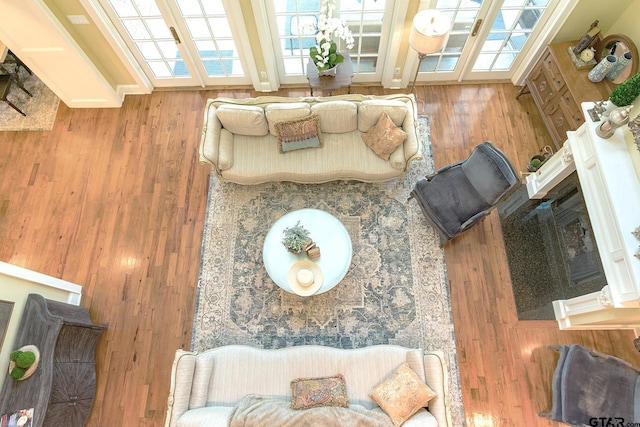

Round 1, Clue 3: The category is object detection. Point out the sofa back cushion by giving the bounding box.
[216,104,269,136]
[200,345,425,410]
[311,101,358,133]
[265,103,312,136]
[358,100,408,132]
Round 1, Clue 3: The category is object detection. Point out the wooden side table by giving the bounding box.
[306,54,353,96]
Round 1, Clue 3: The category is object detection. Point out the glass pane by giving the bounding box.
[136,41,161,59]
[203,59,228,76]
[419,56,438,72]
[283,57,303,75]
[217,40,236,54]
[157,41,179,59]
[494,52,516,69]
[209,18,232,37]
[518,9,542,29]
[362,0,385,11]
[171,61,190,76]
[148,61,171,77]
[501,10,520,30]
[133,0,161,17]
[438,56,458,71]
[360,36,380,54]
[436,0,467,7]
[485,32,507,45]
[482,38,504,51]
[445,33,469,53]
[473,53,495,70]
[176,0,201,16]
[507,32,529,50]
[123,19,150,40]
[186,18,210,38]
[109,0,137,17]
[195,40,216,54]
[146,18,172,38]
[202,0,225,15]
[358,58,376,72]
[230,60,244,76]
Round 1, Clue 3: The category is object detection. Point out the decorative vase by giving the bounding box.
[606,52,633,81]
[588,55,616,83]
[318,65,338,76]
[596,105,633,139]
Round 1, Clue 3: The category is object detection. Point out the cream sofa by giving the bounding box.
[164,345,452,427]
[199,94,421,184]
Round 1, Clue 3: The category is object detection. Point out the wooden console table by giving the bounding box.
[0,294,106,426]
[517,41,612,149]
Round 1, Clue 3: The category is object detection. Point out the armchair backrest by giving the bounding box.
[461,142,520,205]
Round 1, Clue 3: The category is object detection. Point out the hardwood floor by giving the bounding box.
[0,83,638,427]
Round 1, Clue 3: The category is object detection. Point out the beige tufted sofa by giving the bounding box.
[165,345,451,427]
[198,94,421,184]
[164,345,452,427]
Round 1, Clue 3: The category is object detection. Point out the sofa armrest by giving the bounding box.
[400,96,422,169]
[165,350,198,427]
[423,351,453,427]
[199,100,224,180]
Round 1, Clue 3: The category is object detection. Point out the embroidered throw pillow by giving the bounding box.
[274,114,323,153]
[361,113,407,160]
[290,374,349,410]
[369,363,437,426]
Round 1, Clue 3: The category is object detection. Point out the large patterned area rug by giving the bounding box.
[0,67,60,131]
[192,116,464,426]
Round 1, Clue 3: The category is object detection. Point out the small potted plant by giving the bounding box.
[9,345,40,381]
[609,71,640,107]
[282,221,312,254]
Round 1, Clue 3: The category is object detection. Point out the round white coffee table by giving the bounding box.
[263,209,352,296]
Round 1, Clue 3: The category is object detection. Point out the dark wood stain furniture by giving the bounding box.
[306,54,353,96]
[518,40,612,149]
[0,294,106,427]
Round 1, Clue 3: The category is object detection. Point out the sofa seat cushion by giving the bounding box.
[222,132,404,184]
[176,406,234,427]
[371,407,438,427]
[216,104,268,136]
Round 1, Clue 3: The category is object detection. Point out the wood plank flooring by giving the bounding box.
[0,83,638,427]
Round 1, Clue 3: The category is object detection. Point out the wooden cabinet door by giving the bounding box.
[527,56,556,107]
[544,92,573,145]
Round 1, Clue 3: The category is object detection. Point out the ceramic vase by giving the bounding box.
[588,55,617,83]
[606,52,633,81]
[318,65,338,76]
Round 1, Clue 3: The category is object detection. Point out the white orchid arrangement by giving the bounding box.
[307,0,355,71]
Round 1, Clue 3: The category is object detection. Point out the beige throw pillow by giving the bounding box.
[361,113,407,160]
[369,363,437,426]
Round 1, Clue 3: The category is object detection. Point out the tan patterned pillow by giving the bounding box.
[274,114,324,153]
[290,374,349,410]
[361,113,407,160]
[369,363,437,426]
